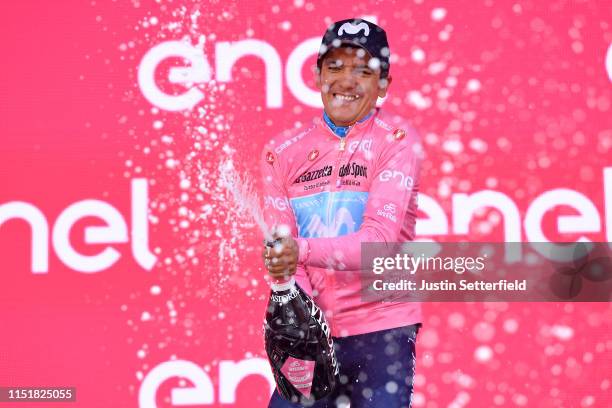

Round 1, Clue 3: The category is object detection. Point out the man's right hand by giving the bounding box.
[262,235,299,280]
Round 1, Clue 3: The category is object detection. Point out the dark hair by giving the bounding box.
[316,44,388,78]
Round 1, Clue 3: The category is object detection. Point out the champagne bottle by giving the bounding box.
[264,275,339,403]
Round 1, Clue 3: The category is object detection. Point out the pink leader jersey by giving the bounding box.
[260,108,423,337]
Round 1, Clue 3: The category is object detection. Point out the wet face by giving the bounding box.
[317,46,391,127]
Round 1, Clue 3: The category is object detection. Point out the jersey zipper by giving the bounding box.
[326,134,349,230]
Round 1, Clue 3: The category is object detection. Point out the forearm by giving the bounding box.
[297,224,390,270]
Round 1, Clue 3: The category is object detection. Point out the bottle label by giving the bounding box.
[271,290,299,303]
[306,296,339,376]
[280,356,316,398]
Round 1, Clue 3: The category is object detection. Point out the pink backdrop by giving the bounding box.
[1,1,611,407]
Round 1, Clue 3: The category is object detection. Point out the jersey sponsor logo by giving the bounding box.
[377,202,397,222]
[340,179,361,187]
[393,129,406,140]
[379,169,414,190]
[274,125,315,154]
[338,22,370,37]
[294,165,333,184]
[304,180,330,191]
[308,149,319,161]
[347,139,372,154]
[290,191,368,238]
[264,195,290,211]
[338,162,368,179]
[384,203,396,213]
[374,117,393,131]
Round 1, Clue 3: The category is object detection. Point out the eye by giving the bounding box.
[355,67,373,76]
[327,65,341,72]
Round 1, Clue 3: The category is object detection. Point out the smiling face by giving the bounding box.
[317,45,391,127]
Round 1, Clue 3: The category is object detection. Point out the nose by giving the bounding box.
[335,70,358,91]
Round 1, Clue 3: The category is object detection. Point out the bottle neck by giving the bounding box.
[270,277,296,292]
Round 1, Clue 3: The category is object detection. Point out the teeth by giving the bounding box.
[334,94,359,101]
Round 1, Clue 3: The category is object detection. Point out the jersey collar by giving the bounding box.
[322,110,374,138]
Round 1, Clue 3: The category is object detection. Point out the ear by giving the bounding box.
[378,75,392,98]
[315,68,322,90]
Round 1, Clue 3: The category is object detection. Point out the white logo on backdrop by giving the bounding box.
[139,358,274,406]
[0,179,156,273]
[138,41,212,112]
[606,42,612,82]
[137,17,379,111]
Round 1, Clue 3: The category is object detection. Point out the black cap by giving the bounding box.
[317,18,390,78]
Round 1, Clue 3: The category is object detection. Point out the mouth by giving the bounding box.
[331,93,361,105]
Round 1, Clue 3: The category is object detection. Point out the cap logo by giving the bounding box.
[338,22,370,37]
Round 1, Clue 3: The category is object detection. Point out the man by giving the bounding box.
[261,18,423,408]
